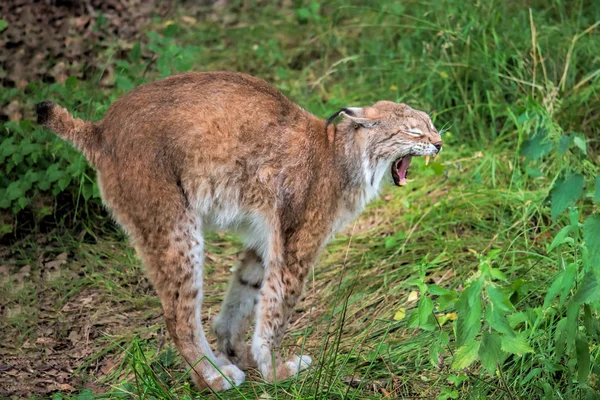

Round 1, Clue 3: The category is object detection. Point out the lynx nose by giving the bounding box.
[433,142,442,153]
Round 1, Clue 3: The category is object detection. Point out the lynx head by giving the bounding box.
[328,101,442,187]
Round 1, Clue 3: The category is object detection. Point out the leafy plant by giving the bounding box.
[407,98,600,398]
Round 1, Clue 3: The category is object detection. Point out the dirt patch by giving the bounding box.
[0,231,249,397]
[0,0,174,121]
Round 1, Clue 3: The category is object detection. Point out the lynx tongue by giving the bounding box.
[394,156,412,186]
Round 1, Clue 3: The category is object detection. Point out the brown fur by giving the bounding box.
[37,71,442,391]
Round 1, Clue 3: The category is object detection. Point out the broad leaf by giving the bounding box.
[455,281,483,347]
[543,271,565,309]
[479,332,505,374]
[487,284,514,313]
[486,307,513,335]
[451,339,480,370]
[559,263,578,308]
[566,301,580,351]
[558,134,571,155]
[555,318,567,360]
[551,174,584,221]
[520,135,553,162]
[130,42,142,63]
[417,296,435,331]
[572,272,600,304]
[576,336,591,383]
[116,75,133,92]
[573,135,587,155]
[500,334,533,355]
[584,215,600,271]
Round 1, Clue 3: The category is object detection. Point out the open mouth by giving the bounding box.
[391,155,412,186]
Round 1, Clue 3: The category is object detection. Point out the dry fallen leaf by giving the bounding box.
[407,290,419,302]
[58,383,76,391]
[393,308,406,321]
[44,252,68,269]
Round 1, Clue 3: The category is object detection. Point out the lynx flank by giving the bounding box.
[36,72,442,391]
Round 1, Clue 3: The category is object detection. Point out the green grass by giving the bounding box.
[2,0,600,399]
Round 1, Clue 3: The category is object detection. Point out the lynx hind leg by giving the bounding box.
[252,258,312,382]
[213,249,264,369]
[139,216,245,391]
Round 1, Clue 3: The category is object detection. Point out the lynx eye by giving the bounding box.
[404,128,423,137]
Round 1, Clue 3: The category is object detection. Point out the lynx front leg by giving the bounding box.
[251,258,312,382]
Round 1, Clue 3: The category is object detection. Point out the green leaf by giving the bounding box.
[595,176,600,204]
[555,318,567,360]
[572,271,600,304]
[520,135,553,161]
[417,296,435,331]
[500,334,533,355]
[20,142,42,156]
[6,181,23,201]
[0,19,7,32]
[507,311,529,328]
[65,75,78,89]
[437,292,458,310]
[573,134,587,155]
[486,307,513,335]
[58,176,71,191]
[77,389,94,400]
[451,339,480,370]
[558,134,571,155]
[46,163,64,183]
[565,301,580,350]
[583,304,593,334]
[489,267,508,281]
[525,167,544,178]
[544,271,565,308]
[455,281,482,347]
[0,190,10,209]
[487,284,513,313]
[548,225,573,251]
[559,263,578,308]
[115,75,133,92]
[479,332,504,374]
[521,368,542,385]
[130,42,142,63]
[82,183,94,201]
[429,284,452,296]
[551,174,584,221]
[576,336,591,383]
[15,196,28,210]
[163,23,179,38]
[584,215,600,270]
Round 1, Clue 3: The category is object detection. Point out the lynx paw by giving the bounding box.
[213,352,232,367]
[285,354,312,375]
[205,364,245,391]
[273,354,312,380]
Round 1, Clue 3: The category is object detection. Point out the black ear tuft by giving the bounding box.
[325,108,355,130]
[36,100,55,125]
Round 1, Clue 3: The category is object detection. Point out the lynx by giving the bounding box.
[36,72,442,391]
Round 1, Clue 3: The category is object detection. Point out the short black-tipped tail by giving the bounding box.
[36,100,55,125]
[35,100,99,164]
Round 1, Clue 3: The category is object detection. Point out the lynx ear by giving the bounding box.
[325,107,381,129]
